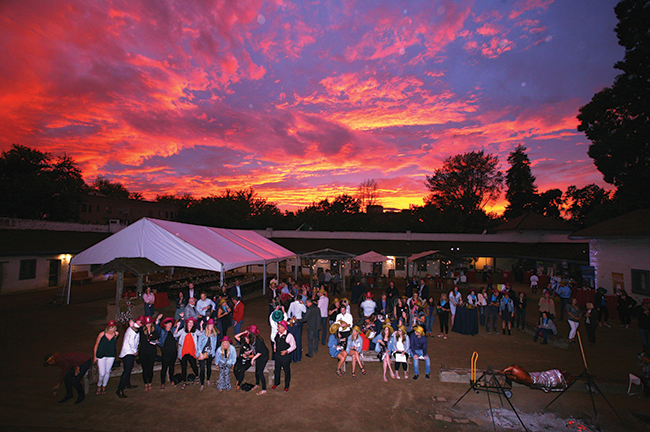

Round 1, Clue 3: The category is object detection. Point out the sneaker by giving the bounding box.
[271,385,278,390]
[444,335,447,339]
[426,374,430,379]
[487,331,491,334]
[413,375,419,380]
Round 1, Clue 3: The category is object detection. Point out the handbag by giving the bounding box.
[88,362,99,384]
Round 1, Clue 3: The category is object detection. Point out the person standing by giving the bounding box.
[116,316,142,398]
[617,290,637,329]
[566,298,582,344]
[230,280,243,299]
[419,279,429,301]
[555,283,572,321]
[477,288,488,327]
[174,291,188,320]
[197,319,218,391]
[514,292,528,332]
[584,302,598,344]
[232,297,245,337]
[410,326,430,379]
[183,297,199,321]
[385,281,399,302]
[300,298,321,358]
[272,320,296,392]
[138,316,159,392]
[449,286,462,327]
[486,290,500,334]
[360,292,377,318]
[93,320,119,395]
[196,292,216,326]
[248,326,269,395]
[45,352,92,404]
[185,283,197,301]
[155,316,177,390]
[173,317,200,390]
[594,287,610,327]
[529,274,539,295]
[437,293,451,339]
[233,330,253,391]
[214,336,237,392]
[538,291,556,318]
[318,289,329,346]
[143,287,156,317]
[500,291,514,335]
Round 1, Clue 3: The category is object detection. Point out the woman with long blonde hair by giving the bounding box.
[93,320,119,395]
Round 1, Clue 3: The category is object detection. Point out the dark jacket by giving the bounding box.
[300,304,322,332]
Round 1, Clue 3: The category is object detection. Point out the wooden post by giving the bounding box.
[136,274,143,296]
[115,271,124,320]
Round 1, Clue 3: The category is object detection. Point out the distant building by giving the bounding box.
[80,193,179,225]
[0,225,110,295]
[570,209,650,302]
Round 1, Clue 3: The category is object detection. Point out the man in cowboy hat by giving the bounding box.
[360,292,377,318]
[272,320,296,392]
[116,316,143,398]
[410,326,430,379]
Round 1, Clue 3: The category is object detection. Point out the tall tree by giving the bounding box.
[356,178,379,212]
[425,151,503,214]
[564,184,614,226]
[0,144,87,221]
[577,0,650,209]
[536,189,564,219]
[504,145,538,219]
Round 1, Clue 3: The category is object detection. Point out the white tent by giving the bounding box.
[68,218,295,302]
[354,250,389,262]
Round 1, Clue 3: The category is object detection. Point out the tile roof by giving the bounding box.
[494,212,577,232]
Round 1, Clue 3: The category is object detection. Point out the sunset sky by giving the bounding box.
[0,0,624,213]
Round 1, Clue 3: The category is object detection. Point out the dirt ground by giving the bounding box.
[1,278,648,432]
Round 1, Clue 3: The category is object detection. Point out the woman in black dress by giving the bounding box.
[139,316,159,392]
[248,325,269,395]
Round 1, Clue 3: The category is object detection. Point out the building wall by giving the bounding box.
[0,254,72,295]
[590,238,650,302]
[80,195,179,225]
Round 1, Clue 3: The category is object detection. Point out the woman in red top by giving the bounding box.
[174,317,199,389]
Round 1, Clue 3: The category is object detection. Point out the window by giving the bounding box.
[632,269,650,296]
[396,258,405,271]
[19,259,37,280]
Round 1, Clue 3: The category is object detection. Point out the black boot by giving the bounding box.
[116,389,127,398]
[74,395,85,404]
[58,394,73,403]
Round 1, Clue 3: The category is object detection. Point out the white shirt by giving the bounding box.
[119,326,140,357]
[530,275,539,286]
[269,310,288,341]
[196,298,215,316]
[318,295,329,318]
[360,299,377,317]
[288,300,306,320]
[477,293,488,306]
[335,312,353,330]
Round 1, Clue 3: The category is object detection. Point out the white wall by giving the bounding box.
[590,238,650,303]
[1,254,71,294]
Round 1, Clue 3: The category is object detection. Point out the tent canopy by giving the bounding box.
[71,218,295,272]
[354,250,389,262]
[408,250,439,262]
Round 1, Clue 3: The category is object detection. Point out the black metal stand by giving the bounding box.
[453,366,529,432]
[544,368,620,432]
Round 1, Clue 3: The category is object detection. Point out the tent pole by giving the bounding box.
[65,264,73,305]
[263,262,267,295]
[136,274,143,296]
[276,260,279,282]
[220,270,224,288]
[310,260,314,289]
[294,255,299,282]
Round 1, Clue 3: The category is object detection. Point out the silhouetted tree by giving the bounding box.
[577,0,650,209]
[536,189,564,219]
[504,145,538,219]
[90,177,131,199]
[425,151,503,214]
[564,184,615,226]
[0,144,87,221]
[356,179,379,212]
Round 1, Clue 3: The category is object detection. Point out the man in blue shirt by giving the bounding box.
[555,283,572,321]
[410,326,430,379]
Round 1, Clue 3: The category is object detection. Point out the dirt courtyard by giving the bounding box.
[1,279,648,432]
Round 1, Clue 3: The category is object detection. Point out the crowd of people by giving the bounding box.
[46,274,650,404]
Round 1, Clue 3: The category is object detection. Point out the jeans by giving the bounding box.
[63,359,91,399]
[255,356,268,390]
[96,356,115,387]
[118,354,135,390]
[160,351,176,385]
[515,308,526,330]
[479,305,486,326]
[412,349,430,375]
[486,308,499,333]
[533,328,552,343]
[233,320,242,337]
[233,357,251,386]
[181,354,198,382]
[140,351,156,384]
[425,315,435,334]
[199,356,213,385]
[321,316,329,345]
[559,298,570,320]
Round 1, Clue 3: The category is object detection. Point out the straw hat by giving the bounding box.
[329,323,341,334]
[413,325,425,336]
[382,324,394,335]
[398,325,407,334]
[352,325,362,334]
